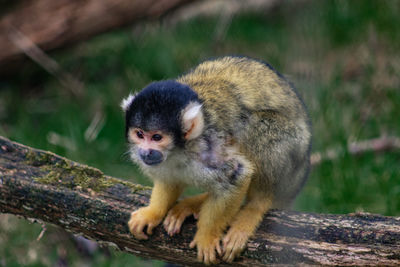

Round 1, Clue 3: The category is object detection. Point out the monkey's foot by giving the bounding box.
[163,204,196,236]
[222,227,250,262]
[163,194,206,236]
[190,232,222,265]
[128,206,163,240]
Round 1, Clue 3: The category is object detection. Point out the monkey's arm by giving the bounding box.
[128,181,183,239]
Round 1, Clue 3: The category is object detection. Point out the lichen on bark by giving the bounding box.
[23,142,148,193]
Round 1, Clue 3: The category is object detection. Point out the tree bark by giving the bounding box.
[0,0,197,67]
[0,136,399,266]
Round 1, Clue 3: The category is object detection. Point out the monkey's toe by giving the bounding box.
[163,202,198,236]
[222,229,249,262]
[163,212,185,236]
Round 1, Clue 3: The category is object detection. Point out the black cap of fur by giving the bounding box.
[125,80,200,147]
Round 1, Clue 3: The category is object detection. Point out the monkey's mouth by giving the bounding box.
[142,158,163,166]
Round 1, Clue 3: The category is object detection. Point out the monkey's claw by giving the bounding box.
[190,232,222,265]
[222,228,248,262]
[163,201,199,236]
[128,207,163,240]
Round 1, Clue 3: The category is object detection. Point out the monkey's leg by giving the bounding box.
[128,181,183,240]
[163,193,208,236]
[190,180,250,265]
[222,191,272,262]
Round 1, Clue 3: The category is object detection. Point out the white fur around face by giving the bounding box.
[120,93,137,112]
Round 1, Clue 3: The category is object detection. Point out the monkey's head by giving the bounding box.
[121,80,204,166]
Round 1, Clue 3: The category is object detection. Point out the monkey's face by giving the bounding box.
[121,80,204,167]
[127,127,174,166]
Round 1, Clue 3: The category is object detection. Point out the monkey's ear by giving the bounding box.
[120,93,137,112]
[182,102,204,140]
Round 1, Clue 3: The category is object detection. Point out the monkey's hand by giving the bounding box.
[189,230,222,265]
[163,193,207,236]
[128,206,163,240]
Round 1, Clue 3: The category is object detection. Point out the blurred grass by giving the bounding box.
[1,0,400,266]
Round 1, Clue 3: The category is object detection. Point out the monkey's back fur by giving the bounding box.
[178,56,312,207]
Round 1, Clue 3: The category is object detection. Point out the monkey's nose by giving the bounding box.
[139,149,163,165]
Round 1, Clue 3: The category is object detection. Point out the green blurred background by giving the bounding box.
[1,0,399,266]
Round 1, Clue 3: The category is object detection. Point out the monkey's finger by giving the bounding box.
[172,215,186,235]
[137,233,149,240]
[166,218,176,236]
[222,245,232,261]
[133,231,148,240]
[203,249,210,265]
[129,221,138,233]
[134,222,148,240]
[146,222,156,235]
[216,241,222,256]
[165,218,177,235]
[163,214,171,229]
[222,235,231,252]
[189,240,197,249]
[166,213,179,235]
[223,247,234,261]
[128,215,138,229]
[197,247,203,262]
[170,218,179,235]
[226,249,236,263]
[228,245,244,263]
[222,240,235,261]
[136,221,145,233]
[223,241,242,262]
[133,228,148,240]
[208,248,217,265]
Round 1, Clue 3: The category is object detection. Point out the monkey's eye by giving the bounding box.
[136,130,144,139]
[151,134,163,141]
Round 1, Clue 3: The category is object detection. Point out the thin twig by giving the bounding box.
[6,24,84,98]
[36,222,47,241]
[311,135,400,166]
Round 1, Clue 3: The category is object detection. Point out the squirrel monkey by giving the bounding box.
[122,56,311,264]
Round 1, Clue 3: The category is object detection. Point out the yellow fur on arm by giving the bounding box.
[149,181,184,216]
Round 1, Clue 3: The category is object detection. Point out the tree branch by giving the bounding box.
[0,136,399,266]
[0,0,198,67]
